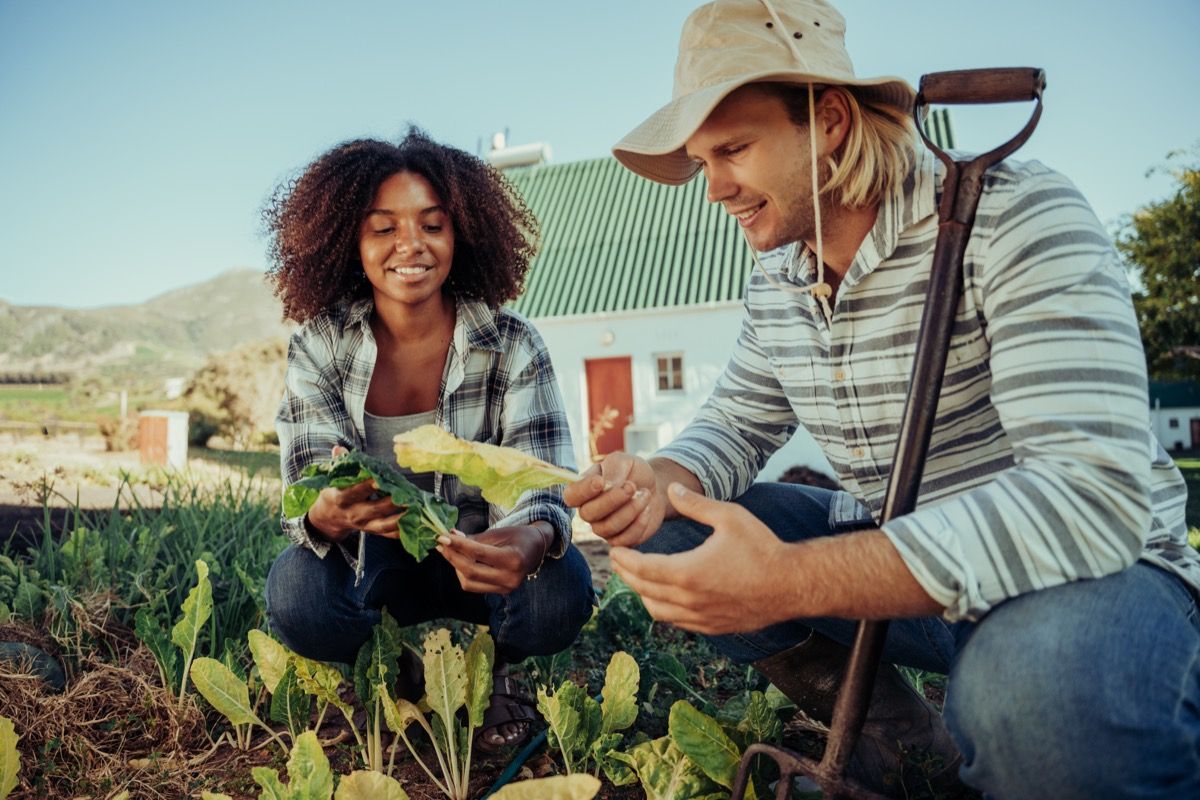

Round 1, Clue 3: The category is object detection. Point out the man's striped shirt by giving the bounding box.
[659,147,1199,622]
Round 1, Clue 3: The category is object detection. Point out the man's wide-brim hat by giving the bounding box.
[613,0,916,185]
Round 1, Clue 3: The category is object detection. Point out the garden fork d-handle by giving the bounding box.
[732,68,1046,800]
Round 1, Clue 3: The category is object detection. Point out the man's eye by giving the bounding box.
[726,144,747,156]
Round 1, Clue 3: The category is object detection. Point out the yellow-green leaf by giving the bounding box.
[252,766,289,800]
[171,560,212,695]
[491,774,601,799]
[464,631,495,731]
[668,700,744,792]
[200,793,233,800]
[617,736,724,800]
[422,628,467,736]
[536,681,587,774]
[393,425,579,509]
[334,770,410,800]
[248,629,290,694]
[286,730,334,800]
[380,687,424,735]
[190,657,255,726]
[599,651,638,734]
[0,716,19,800]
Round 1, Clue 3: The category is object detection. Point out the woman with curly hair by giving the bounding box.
[263,129,593,751]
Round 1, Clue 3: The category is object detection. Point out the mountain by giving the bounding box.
[0,269,293,380]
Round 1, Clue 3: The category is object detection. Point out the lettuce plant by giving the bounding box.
[536,650,639,780]
[381,628,495,800]
[283,451,458,562]
[0,716,19,800]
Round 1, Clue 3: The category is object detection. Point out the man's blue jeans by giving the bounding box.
[641,483,1200,799]
[265,533,595,665]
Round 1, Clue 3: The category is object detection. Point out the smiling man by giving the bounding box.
[564,1,1200,797]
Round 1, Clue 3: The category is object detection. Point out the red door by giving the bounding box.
[584,356,633,460]
[1190,418,1199,449]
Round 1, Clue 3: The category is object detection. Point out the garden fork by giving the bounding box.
[731,67,1047,800]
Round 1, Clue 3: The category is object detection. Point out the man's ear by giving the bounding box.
[816,87,853,154]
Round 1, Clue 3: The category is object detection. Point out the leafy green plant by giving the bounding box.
[392,424,580,508]
[172,559,212,697]
[283,450,458,562]
[381,627,495,800]
[537,650,639,780]
[668,700,755,798]
[0,716,19,800]
[491,774,601,799]
[610,736,724,800]
[189,655,289,754]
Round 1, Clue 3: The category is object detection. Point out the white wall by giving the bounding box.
[1151,404,1200,452]
[532,303,833,483]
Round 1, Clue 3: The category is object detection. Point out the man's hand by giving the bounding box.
[436,522,554,594]
[610,483,797,635]
[563,452,669,548]
[304,446,403,543]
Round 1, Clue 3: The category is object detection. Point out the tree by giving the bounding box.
[1116,148,1200,382]
[183,338,288,448]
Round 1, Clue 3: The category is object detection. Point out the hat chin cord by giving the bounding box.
[749,0,834,327]
[739,82,835,328]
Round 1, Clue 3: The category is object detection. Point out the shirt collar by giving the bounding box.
[346,296,504,354]
[782,144,937,285]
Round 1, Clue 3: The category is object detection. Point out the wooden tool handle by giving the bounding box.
[918,68,1045,105]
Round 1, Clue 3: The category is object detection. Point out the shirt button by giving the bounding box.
[852,447,865,458]
[834,369,845,381]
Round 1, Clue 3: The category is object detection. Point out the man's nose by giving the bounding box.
[704,166,736,204]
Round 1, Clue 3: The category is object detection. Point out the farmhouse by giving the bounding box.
[1150,380,1200,452]
[503,153,829,479]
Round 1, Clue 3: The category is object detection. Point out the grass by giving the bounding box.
[1176,456,1200,530]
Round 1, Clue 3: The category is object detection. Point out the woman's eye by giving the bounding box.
[423,225,443,233]
[373,227,394,235]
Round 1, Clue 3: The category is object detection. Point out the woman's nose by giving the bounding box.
[394,228,426,255]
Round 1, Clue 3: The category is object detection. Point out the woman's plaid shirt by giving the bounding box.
[275,298,576,583]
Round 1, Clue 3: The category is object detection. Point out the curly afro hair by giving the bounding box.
[264,128,540,324]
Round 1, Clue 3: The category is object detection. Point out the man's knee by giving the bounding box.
[945,572,1200,798]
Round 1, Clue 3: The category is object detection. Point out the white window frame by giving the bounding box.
[654,352,685,394]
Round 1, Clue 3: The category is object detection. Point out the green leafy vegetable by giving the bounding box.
[252,730,334,800]
[393,425,579,509]
[491,774,601,799]
[609,736,724,800]
[380,627,496,800]
[334,771,410,800]
[248,628,290,694]
[269,662,312,741]
[537,650,639,777]
[0,716,19,800]
[190,657,288,754]
[135,606,180,694]
[171,559,212,697]
[667,700,746,794]
[283,450,458,562]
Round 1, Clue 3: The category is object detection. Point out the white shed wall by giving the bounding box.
[1151,404,1200,452]
[532,303,833,483]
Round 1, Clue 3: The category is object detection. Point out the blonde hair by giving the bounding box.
[765,82,916,209]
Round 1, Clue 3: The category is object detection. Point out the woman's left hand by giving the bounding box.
[436,522,554,594]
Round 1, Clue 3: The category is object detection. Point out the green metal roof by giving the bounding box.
[1150,380,1200,409]
[506,157,752,318]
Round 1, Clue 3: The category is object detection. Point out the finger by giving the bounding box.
[579,482,637,528]
[609,548,692,603]
[597,493,657,547]
[331,445,350,458]
[362,513,403,537]
[598,455,635,486]
[332,479,377,505]
[665,483,728,527]
[437,532,519,570]
[439,546,521,592]
[563,466,602,507]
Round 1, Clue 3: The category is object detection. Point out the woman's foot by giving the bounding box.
[475,662,537,752]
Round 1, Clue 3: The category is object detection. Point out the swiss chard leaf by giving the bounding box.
[269,662,312,740]
[614,736,724,800]
[393,425,579,510]
[171,560,212,697]
[283,451,457,562]
[0,716,19,800]
[134,606,179,694]
[667,700,750,796]
[491,774,601,799]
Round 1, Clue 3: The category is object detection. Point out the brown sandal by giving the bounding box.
[474,666,538,753]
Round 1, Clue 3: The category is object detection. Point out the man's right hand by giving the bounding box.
[304,446,403,543]
[564,452,669,548]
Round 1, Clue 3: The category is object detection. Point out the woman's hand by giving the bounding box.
[436,522,555,594]
[304,446,403,543]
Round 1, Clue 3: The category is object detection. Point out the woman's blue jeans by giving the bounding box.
[265,533,595,665]
[641,483,1200,799]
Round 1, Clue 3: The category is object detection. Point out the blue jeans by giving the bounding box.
[265,533,595,665]
[643,483,1200,799]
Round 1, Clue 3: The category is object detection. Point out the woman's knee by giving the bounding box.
[497,546,595,657]
[265,545,371,663]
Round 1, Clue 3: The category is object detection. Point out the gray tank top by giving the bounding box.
[362,409,437,495]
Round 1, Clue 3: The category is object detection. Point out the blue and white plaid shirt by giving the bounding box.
[276,298,576,582]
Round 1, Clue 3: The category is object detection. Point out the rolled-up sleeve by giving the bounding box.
[657,314,799,501]
[882,167,1151,621]
[276,325,356,557]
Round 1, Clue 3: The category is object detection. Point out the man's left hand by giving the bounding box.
[436,523,553,595]
[610,483,797,635]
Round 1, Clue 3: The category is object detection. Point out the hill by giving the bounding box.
[0,269,292,380]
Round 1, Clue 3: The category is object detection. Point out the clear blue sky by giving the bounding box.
[2,0,1197,309]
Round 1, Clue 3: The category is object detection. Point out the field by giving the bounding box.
[3,438,1196,799]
